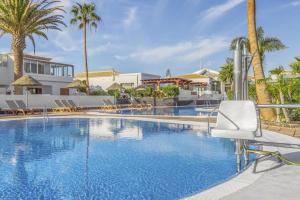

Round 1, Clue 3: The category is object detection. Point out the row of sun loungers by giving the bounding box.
[1,99,152,115]
[99,99,152,111]
[5,100,42,115]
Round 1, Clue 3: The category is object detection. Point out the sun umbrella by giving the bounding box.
[12,75,42,87]
[106,83,124,104]
[66,80,87,89]
[12,75,42,108]
[106,83,124,91]
[135,85,147,91]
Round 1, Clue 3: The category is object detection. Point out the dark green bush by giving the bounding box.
[161,86,179,97]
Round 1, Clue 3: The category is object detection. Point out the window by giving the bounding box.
[50,64,55,75]
[24,62,31,73]
[31,61,37,73]
[44,64,50,75]
[68,66,73,77]
[63,66,68,77]
[38,63,44,74]
[0,55,8,67]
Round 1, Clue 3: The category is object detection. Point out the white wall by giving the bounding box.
[178,89,198,101]
[0,95,114,109]
[78,72,161,90]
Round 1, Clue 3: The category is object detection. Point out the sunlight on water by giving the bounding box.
[0,118,237,199]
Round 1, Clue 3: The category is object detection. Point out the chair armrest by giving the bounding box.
[208,106,219,134]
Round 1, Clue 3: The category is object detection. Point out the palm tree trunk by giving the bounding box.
[248,0,276,121]
[12,35,26,95]
[279,89,290,122]
[275,99,280,122]
[83,22,90,95]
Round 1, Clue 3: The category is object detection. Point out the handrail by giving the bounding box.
[257,104,300,108]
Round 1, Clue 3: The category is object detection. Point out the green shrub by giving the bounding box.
[161,86,179,97]
[290,108,300,121]
[107,89,120,98]
[90,89,108,96]
[226,89,234,100]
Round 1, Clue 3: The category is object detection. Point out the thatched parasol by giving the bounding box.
[11,75,42,108]
[135,85,147,91]
[12,75,42,87]
[106,83,124,91]
[66,80,87,89]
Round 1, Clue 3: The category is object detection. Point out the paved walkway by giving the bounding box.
[188,129,300,200]
[221,131,300,200]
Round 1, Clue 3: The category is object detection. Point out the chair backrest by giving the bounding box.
[216,101,258,132]
[54,100,64,107]
[15,100,27,109]
[102,99,109,105]
[68,100,77,107]
[6,100,19,110]
[106,99,114,105]
[61,100,71,107]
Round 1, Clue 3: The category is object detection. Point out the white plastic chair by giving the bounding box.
[209,101,258,140]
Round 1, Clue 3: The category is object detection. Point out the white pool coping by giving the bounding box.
[1,113,299,200]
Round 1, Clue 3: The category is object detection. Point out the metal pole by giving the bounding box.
[26,88,28,109]
[234,41,243,100]
[233,38,249,171]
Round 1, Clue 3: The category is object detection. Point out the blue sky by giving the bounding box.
[0,0,300,76]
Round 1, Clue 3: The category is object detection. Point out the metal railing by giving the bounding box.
[257,104,300,109]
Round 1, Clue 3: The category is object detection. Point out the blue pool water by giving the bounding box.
[118,106,217,116]
[0,118,240,199]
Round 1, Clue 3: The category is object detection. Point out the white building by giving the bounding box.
[0,53,75,95]
[176,68,225,95]
[76,70,161,90]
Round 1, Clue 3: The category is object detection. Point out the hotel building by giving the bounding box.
[0,53,75,95]
[75,70,161,90]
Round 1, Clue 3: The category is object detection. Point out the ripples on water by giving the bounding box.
[0,118,237,199]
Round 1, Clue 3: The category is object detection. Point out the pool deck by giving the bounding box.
[0,113,300,199]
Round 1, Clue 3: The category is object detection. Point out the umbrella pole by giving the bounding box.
[26,88,28,109]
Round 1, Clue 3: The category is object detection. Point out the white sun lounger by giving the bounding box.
[209,100,258,140]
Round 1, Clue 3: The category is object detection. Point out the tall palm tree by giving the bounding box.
[0,0,65,94]
[70,2,101,95]
[230,27,286,62]
[248,0,276,121]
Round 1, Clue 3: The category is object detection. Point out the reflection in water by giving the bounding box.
[0,118,238,200]
[119,106,217,116]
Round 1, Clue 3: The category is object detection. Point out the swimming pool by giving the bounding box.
[0,118,243,199]
[117,106,217,116]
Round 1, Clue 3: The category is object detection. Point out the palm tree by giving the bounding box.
[268,66,290,122]
[0,0,65,94]
[70,2,101,95]
[219,58,234,88]
[290,57,300,74]
[231,27,286,62]
[247,0,276,121]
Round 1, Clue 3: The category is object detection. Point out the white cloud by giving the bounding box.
[118,37,229,64]
[180,38,228,62]
[201,0,244,22]
[286,1,300,7]
[123,7,138,29]
[52,30,82,52]
[129,42,193,62]
[60,0,72,8]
